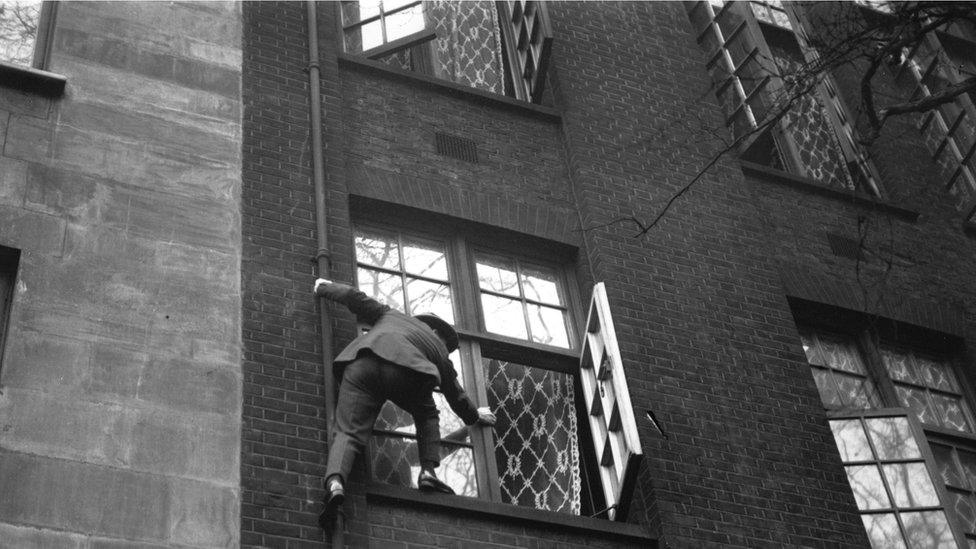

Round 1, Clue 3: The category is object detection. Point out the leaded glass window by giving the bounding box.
[800,330,881,410]
[830,414,960,549]
[931,440,976,546]
[353,224,593,515]
[882,347,974,433]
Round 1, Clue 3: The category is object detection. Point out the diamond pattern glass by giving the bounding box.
[370,435,478,497]
[882,348,916,383]
[485,357,581,514]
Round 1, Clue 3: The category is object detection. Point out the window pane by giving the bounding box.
[481,294,527,340]
[369,435,479,497]
[385,3,425,42]
[484,357,580,514]
[915,356,959,391]
[960,450,976,489]
[0,0,40,66]
[830,419,874,462]
[865,416,922,460]
[901,511,955,549]
[945,491,976,535]
[527,304,569,348]
[813,368,843,409]
[895,386,937,426]
[433,392,466,437]
[931,392,972,432]
[819,336,866,374]
[801,332,824,365]
[861,513,908,549]
[882,348,917,384]
[402,237,448,280]
[342,0,380,25]
[882,463,940,508]
[405,278,454,324]
[375,401,416,435]
[845,465,891,510]
[361,19,384,51]
[356,231,401,270]
[357,267,404,312]
[521,265,563,305]
[476,256,520,296]
[931,443,966,489]
[834,372,879,410]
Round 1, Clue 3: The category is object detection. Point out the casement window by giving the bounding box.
[798,326,976,547]
[0,0,55,69]
[0,246,20,377]
[353,222,641,519]
[686,1,882,196]
[338,1,553,103]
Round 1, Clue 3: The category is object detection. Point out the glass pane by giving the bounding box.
[476,256,520,296]
[484,358,581,514]
[830,419,873,462]
[481,293,527,340]
[356,230,401,270]
[895,386,937,426]
[801,332,824,366]
[369,435,478,497]
[527,304,570,348]
[375,400,416,434]
[433,392,466,438]
[521,265,563,305]
[931,443,965,488]
[901,511,955,549]
[405,279,454,324]
[932,392,972,432]
[845,465,891,510]
[946,491,976,535]
[813,368,843,409]
[0,0,40,66]
[865,416,922,460]
[402,237,448,280]
[915,356,959,391]
[882,348,917,384]
[342,0,380,25]
[960,450,976,490]
[361,20,384,51]
[819,336,865,374]
[384,3,425,42]
[834,372,878,410]
[862,513,908,549]
[358,267,404,312]
[882,463,940,508]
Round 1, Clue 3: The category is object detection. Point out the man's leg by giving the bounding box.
[321,355,385,527]
[388,370,454,494]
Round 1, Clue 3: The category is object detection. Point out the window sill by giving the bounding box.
[0,60,66,98]
[366,483,655,545]
[740,161,920,222]
[337,53,560,123]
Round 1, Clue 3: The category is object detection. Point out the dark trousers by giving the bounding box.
[326,353,441,484]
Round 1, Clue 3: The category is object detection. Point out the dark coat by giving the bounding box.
[319,282,480,425]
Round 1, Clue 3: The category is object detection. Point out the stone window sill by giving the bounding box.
[740,161,920,222]
[366,483,655,546]
[0,60,66,97]
[337,54,560,123]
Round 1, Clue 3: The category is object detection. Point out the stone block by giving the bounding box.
[167,477,239,547]
[0,204,65,255]
[0,331,91,392]
[129,408,240,483]
[137,355,240,415]
[0,523,87,549]
[0,389,128,466]
[0,86,52,119]
[86,342,147,399]
[0,450,169,541]
[24,162,101,222]
[0,156,27,206]
[3,114,52,160]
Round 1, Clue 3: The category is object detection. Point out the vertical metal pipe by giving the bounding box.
[306,1,344,546]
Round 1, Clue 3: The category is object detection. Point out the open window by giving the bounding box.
[686,1,882,196]
[350,220,641,519]
[338,1,553,104]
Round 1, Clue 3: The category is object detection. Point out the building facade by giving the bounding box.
[0,1,974,548]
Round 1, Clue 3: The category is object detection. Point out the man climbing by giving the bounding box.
[313,278,496,529]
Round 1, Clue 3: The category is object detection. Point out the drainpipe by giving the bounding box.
[306,2,344,547]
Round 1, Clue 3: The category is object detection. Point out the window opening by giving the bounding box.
[0,245,19,377]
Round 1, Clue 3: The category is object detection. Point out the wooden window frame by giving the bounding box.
[352,220,621,517]
[0,246,20,378]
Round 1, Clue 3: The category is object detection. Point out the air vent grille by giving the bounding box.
[826,233,862,261]
[435,132,478,163]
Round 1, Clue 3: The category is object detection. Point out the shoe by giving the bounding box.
[318,476,345,529]
[417,468,455,495]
